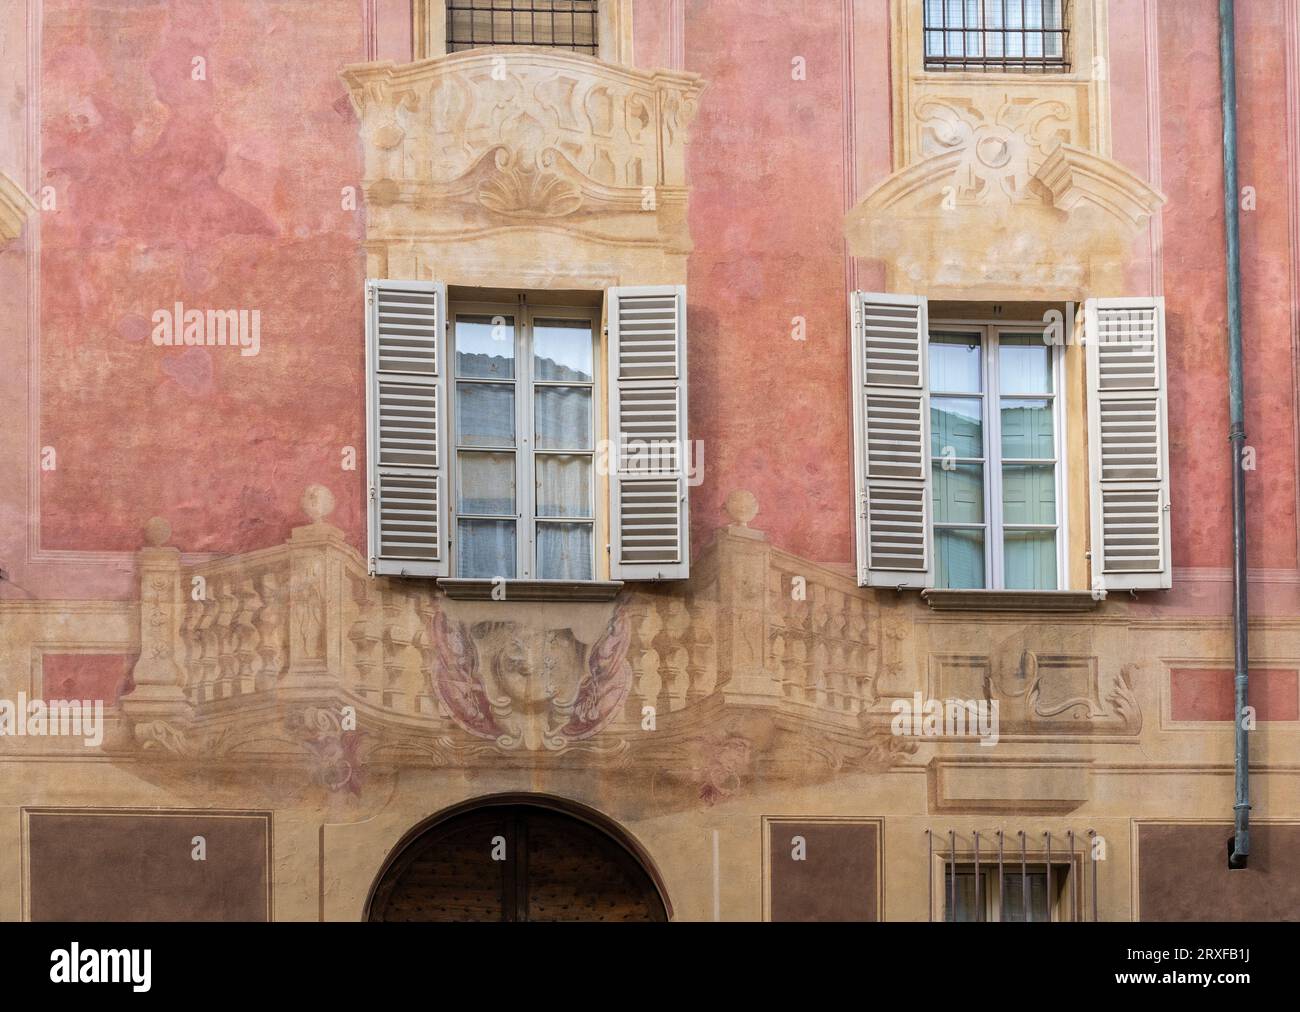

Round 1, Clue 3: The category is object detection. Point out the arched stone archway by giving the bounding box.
[365,796,670,922]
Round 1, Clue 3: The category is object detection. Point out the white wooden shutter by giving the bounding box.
[1085,297,1171,591]
[607,285,689,581]
[851,292,933,588]
[365,279,449,577]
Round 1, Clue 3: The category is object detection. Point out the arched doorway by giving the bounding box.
[366,797,669,922]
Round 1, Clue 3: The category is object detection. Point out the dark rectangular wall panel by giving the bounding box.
[1138,822,1300,921]
[767,819,880,922]
[27,810,271,922]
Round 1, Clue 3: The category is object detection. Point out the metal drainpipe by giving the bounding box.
[1219,0,1250,870]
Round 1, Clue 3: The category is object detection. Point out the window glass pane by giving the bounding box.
[1002,463,1056,525]
[1002,872,1051,922]
[456,382,515,447]
[536,454,592,518]
[932,462,984,524]
[536,522,594,581]
[929,333,982,392]
[944,870,982,922]
[1004,530,1058,590]
[457,451,515,516]
[931,397,983,458]
[455,314,515,379]
[535,386,592,450]
[534,319,593,382]
[998,334,1053,394]
[1001,398,1054,458]
[935,528,985,589]
[456,519,516,579]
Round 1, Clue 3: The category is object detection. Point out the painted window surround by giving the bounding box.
[848,0,1164,303]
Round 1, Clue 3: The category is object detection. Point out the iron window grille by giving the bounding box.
[928,829,1098,922]
[447,0,599,55]
[923,0,1070,73]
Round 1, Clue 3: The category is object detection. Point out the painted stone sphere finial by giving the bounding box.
[302,484,336,524]
[143,517,172,548]
[725,490,759,527]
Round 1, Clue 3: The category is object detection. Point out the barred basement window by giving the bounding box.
[923,0,1070,73]
[446,0,599,55]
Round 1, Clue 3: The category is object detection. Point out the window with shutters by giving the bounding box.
[449,298,600,581]
[929,323,1064,590]
[366,280,689,588]
[852,291,1170,598]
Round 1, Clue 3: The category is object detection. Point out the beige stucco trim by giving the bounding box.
[0,170,36,243]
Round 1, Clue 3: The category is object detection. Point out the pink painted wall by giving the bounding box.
[8,0,1300,611]
[684,0,856,564]
[37,0,367,556]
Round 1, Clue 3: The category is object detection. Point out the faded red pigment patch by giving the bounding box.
[38,0,366,556]
[1169,668,1300,722]
[40,654,136,704]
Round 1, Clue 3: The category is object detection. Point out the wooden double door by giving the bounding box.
[367,803,668,922]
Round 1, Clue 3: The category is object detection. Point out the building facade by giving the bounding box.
[1,0,1299,921]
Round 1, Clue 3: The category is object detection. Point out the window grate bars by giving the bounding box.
[927,827,1097,921]
[923,0,1071,73]
[446,0,599,55]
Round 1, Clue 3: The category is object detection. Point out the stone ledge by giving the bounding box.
[921,589,1101,613]
[437,579,624,602]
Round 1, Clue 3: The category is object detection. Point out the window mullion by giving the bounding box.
[519,303,533,580]
[1054,337,1067,588]
[986,325,1004,590]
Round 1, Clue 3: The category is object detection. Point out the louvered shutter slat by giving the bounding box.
[608,286,690,581]
[1085,297,1171,591]
[366,280,449,577]
[852,292,933,588]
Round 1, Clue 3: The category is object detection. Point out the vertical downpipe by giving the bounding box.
[1220,0,1251,869]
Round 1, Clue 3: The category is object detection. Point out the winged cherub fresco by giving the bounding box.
[431,606,633,751]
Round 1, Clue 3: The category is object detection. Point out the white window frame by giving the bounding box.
[447,298,601,582]
[928,320,1067,591]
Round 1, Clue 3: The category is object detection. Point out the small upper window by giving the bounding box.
[923,0,1070,73]
[446,0,599,55]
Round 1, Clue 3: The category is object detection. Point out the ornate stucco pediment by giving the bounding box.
[847,94,1165,299]
[0,170,37,243]
[855,1,1164,299]
[340,51,703,284]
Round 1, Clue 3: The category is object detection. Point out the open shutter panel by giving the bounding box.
[366,279,449,577]
[1085,297,1171,591]
[607,285,689,581]
[851,292,933,588]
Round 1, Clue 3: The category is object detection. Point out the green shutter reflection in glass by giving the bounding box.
[936,528,985,589]
[1003,531,1058,590]
[998,334,1053,394]
[1001,464,1056,524]
[931,397,983,458]
[929,333,982,392]
[932,463,984,524]
[1000,398,1054,459]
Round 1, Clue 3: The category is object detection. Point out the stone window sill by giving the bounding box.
[920,589,1101,613]
[437,579,624,602]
